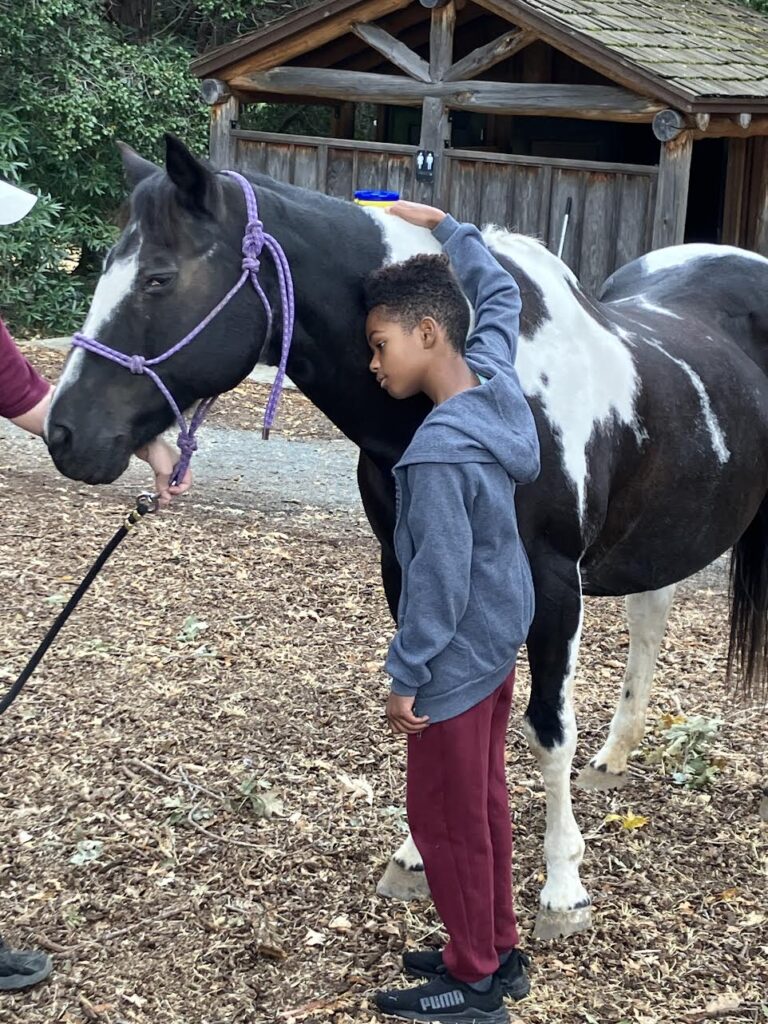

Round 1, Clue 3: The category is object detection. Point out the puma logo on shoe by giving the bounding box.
[419,989,465,1011]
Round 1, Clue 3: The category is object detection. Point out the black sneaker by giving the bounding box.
[375,971,508,1023]
[403,948,531,1000]
[0,938,53,991]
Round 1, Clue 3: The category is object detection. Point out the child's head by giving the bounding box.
[364,254,470,399]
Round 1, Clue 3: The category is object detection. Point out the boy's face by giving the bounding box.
[366,307,433,400]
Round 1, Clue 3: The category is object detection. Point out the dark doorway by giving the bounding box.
[685,138,728,243]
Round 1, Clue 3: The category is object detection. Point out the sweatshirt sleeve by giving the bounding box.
[433,215,522,371]
[0,317,49,419]
[385,462,474,695]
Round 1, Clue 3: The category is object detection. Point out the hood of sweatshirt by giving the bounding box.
[395,369,540,484]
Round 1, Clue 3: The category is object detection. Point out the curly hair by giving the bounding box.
[363,254,470,353]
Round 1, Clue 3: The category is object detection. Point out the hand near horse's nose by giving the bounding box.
[135,437,193,509]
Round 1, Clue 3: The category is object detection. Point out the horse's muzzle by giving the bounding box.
[46,418,132,485]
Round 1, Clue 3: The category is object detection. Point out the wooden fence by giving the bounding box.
[231,129,658,293]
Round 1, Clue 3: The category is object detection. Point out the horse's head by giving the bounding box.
[47,135,270,484]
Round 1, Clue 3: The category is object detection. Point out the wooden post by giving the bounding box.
[651,131,693,250]
[332,101,355,139]
[722,138,747,246]
[414,1,455,204]
[752,138,768,257]
[203,79,240,170]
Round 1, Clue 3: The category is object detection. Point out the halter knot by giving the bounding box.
[177,432,198,456]
[128,354,146,375]
[242,219,265,274]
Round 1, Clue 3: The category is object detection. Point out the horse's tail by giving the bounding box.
[728,494,768,698]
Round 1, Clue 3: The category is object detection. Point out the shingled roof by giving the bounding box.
[192,0,768,109]
[520,0,768,100]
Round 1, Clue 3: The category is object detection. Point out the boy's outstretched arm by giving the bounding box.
[387,200,522,369]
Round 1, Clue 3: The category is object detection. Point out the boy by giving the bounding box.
[364,201,540,1024]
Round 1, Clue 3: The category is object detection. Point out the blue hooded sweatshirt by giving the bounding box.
[385,216,541,724]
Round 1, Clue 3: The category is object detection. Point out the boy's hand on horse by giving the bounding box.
[388,201,447,230]
[386,691,430,735]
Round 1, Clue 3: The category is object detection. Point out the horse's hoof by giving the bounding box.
[533,903,592,941]
[376,858,430,901]
[760,791,768,823]
[576,763,629,791]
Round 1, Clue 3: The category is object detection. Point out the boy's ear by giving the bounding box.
[420,316,439,348]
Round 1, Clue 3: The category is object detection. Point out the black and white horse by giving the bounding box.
[46,137,768,939]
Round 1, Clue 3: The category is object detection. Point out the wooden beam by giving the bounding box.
[331,101,355,138]
[652,132,693,249]
[694,112,710,132]
[201,78,231,105]
[444,28,534,82]
[721,138,747,246]
[209,94,240,169]
[752,139,768,257]
[429,0,454,81]
[652,108,686,142]
[415,0,455,203]
[219,0,412,79]
[692,115,768,139]
[230,67,664,121]
[352,21,431,81]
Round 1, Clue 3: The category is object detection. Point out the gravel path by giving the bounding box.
[0,419,363,514]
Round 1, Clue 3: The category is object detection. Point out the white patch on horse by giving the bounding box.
[644,337,730,463]
[641,243,768,276]
[56,230,142,399]
[591,585,677,775]
[363,208,443,264]
[485,228,640,518]
[394,832,423,871]
[637,297,682,319]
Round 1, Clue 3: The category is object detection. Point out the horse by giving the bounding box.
[45,135,768,940]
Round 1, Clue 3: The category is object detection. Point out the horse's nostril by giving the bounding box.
[47,421,73,451]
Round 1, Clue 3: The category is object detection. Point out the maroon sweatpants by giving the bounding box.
[406,669,519,983]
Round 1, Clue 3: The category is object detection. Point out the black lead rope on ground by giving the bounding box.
[0,493,159,717]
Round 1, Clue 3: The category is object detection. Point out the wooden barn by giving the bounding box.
[192,0,768,292]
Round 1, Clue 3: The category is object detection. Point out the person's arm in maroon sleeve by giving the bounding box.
[0,317,53,435]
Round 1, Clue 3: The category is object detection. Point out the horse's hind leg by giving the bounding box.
[578,584,676,791]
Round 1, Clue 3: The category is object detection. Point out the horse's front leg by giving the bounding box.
[374,533,431,900]
[524,553,591,939]
[357,452,432,899]
[578,584,677,791]
[377,830,430,900]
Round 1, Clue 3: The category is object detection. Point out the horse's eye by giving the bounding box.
[144,273,175,293]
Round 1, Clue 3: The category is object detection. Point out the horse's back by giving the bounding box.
[599,244,768,376]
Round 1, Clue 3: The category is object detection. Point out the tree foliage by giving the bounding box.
[0,0,294,334]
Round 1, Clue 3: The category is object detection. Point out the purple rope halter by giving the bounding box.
[71,170,295,486]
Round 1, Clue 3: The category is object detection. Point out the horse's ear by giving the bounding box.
[117,141,160,189]
[164,133,212,213]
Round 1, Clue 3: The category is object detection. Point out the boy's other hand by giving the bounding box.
[135,437,193,509]
[388,201,447,230]
[386,692,430,735]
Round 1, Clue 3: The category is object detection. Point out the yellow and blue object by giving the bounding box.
[354,190,400,208]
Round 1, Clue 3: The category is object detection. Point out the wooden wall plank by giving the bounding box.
[327,149,354,197]
[265,145,294,183]
[579,173,618,293]
[614,175,653,269]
